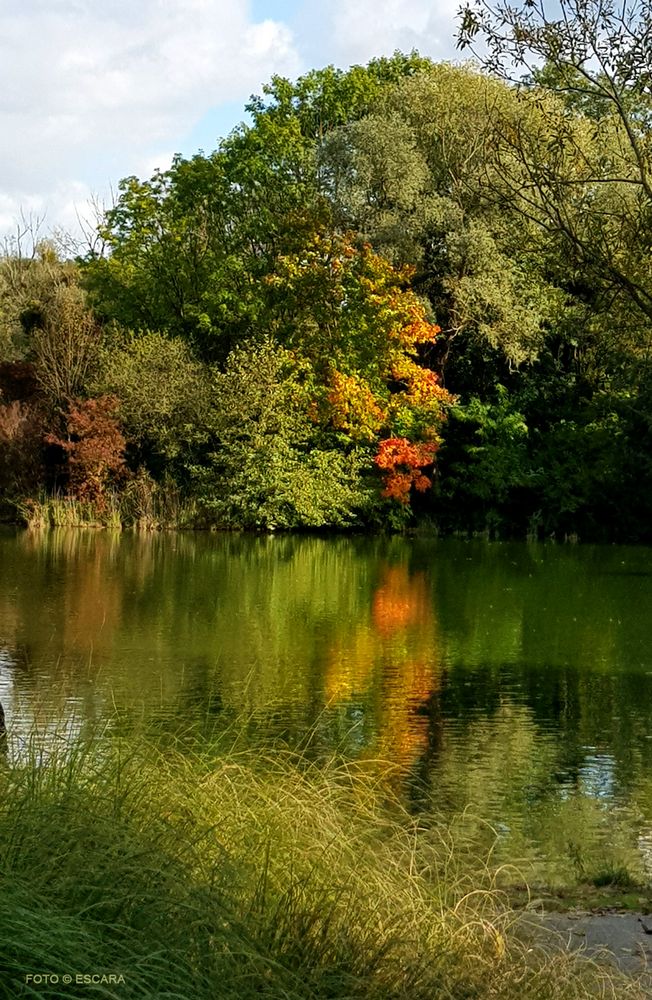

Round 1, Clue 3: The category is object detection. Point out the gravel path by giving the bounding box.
[524,909,652,982]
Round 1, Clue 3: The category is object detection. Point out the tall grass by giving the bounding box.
[0,735,645,999]
[14,482,198,531]
[15,495,119,529]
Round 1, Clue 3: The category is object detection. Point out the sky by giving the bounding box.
[0,0,463,242]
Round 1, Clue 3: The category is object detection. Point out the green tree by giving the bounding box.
[84,54,433,363]
[457,0,652,328]
[93,330,210,464]
[246,51,432,141]
[434,387,530,534]
[85,142,320,360]
[193,339,371,529]
[320,64,561,369]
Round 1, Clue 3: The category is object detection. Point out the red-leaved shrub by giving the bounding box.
[0,399,44,498]
[374,437,439,503]
[46,396,127,508]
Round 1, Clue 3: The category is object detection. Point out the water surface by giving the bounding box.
[1,528,651,885]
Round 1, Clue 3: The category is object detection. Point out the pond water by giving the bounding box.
[1,527,652,886]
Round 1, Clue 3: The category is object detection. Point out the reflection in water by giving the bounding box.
[1,528,652,882]
[372,565,430,636]
[577,754,617,800]
[0,647,16,745]
[324,564,439,775]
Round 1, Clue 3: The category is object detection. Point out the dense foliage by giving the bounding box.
[2,27,652,540]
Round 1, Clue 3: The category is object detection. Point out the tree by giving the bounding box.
[0,399,43,502]
[84,54,433,363]
[433,387,530,533]
[457,0,652,329]
[93,330,210,464]
[265,230,442,381]
[31,284,101,408]
[265,230,455,510]
[46,396,127,509]
[246,51,433,142]
[193,339,371,529]
[319,64,561,369]
[0,240,102,408]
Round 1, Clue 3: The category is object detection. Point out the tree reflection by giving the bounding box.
[324,563,440,776]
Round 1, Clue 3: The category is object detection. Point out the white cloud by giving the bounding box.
[294,0,461,70]
[329,0,460,64]
[0,1,301,238]
[0,0,465,241]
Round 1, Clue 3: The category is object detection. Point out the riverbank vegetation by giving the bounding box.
[0,732,646,999]
[2,1,651,540]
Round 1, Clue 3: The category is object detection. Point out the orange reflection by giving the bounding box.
[324,563,440,776]
[372,565,430,636]
[58,536,122,656]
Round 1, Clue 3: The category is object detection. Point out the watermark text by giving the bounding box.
[25,973,125,987]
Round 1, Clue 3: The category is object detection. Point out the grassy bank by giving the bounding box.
[0,736,646,999]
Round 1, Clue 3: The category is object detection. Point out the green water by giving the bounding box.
[1,527,652,886]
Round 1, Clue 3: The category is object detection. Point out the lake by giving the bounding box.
[1,527,652,887]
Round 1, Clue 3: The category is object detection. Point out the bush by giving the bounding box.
[194,339,372,529]
[92,330,211,463]
[45,396,127,509]
[0,399,44,504]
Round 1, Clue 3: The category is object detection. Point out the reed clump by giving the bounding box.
[0,737,645,999]
[15,495,119,529]
[14,481,198,531]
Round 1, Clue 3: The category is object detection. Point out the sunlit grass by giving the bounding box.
[0,734,646,999]
[14,487,199,531]
[15,495,114,529]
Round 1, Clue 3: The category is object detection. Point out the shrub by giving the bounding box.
[194,339,371,529]
[0,399,44,501]
[46,396,127,509]
[92,330,211,462]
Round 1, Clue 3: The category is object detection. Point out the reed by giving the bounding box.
[0,734,645,999]
[14,484,198,531]
[16,495,110,529]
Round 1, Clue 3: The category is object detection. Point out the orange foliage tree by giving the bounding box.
[267,231,442,382]
[268,231,455,505]
[327,370,386,443]
[374,438,439,503]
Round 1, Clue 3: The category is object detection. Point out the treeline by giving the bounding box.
[1,36,651,538]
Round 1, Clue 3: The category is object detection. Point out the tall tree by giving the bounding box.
[84,53,431,362]
[320,65,560,371]
[457,0,652,329]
